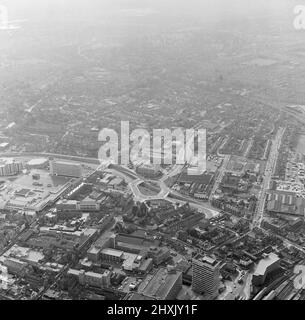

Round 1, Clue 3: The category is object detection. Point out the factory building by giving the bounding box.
[50,160,82,178]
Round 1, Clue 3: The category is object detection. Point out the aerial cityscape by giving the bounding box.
[1,0,305,304]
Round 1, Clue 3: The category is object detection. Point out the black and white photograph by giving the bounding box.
[0,0,305,308]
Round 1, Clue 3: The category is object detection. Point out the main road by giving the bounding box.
[252,127,286,229]
[0,152,100,165]
[209,154,230,201]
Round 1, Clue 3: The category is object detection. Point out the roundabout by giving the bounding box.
[129,179,170,202]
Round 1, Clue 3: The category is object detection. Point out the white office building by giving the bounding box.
[192,255,221,299]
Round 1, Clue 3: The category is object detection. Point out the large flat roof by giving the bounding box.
[27,158,48,165]
[101,248,124,258]
[254,253,280,276]
[178,171,214,185]
[194,254,220,267]
[140,268,181,299]
[267,198,305,217]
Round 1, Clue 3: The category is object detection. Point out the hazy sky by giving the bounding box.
[0,0,300,26]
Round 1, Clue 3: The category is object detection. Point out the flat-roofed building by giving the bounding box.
[138,258,153,274]
[0,158,23,176]
[114,233,160,254]
[56,199,100,212]
[122,252,141,271]
[87,246,102,262]
[78,198,100,211]
[27,158,49,169]
[15,188,32,197]
[3,245,44,267]
[81,270,111,288]
[50,160,82,178]
[178,171,214,187]
[192,255,221,299]
[147,246,171,265]
[266,191,305,217]
[56,199,78,211]
[67,269,111,288]
[138,267,182,300]
[252,253,280,286]
[3,258,27,276]
[100,248,124,264]
[88,243,152,273]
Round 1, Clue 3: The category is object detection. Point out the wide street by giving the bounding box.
[209,154,230,201]
[252,127,286,229]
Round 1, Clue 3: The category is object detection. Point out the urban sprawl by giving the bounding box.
[1,0,305,301]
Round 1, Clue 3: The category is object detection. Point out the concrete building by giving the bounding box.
[100,248,142,271]
[87,246,102,263]
[252,253,280,286]
[67,269,111,288]
[0,158,23,176]
[89,242,152,273]
[56,199,78,211]
[114,233,160,254]
[147,247,171,265]
[50,160,82,178]
[3,245,44,267]
[27,158,49,169]
[100,248,124,264]
[3,258,27,276]
[80,270,111,288]
[56,198,101,212]
[78,199,100,211]
[192,255,221,299]
[139,267,182,300]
